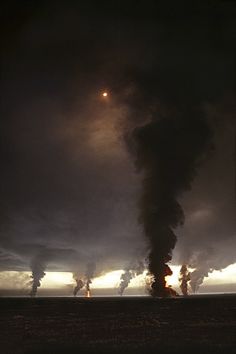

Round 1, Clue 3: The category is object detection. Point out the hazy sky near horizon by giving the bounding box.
[1,263,236,295]
[1,1,235,285]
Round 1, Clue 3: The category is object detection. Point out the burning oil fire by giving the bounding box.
[146,268,179,297]
[85,278,92,298]
[164,275,179,297]
[86,290,91,298]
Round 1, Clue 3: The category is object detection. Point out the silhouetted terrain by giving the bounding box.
[0,295,235,354]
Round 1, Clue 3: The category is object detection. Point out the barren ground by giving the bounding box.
[0,295,235,354]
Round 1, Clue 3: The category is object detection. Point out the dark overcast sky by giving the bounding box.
[0,1,235,278]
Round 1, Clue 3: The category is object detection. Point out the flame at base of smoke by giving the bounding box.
[149,264,179,297]
[86,290,91,298]
[150,281,179,297]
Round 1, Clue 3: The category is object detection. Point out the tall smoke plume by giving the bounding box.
[132,108,212,297]
[30,255,47,297]
[118,261,145,295]
[179,264,191,296]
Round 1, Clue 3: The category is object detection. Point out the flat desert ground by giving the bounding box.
[0,295,235,354]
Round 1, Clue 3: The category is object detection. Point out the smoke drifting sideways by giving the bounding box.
[132,111,212,297]
[118,261,145,295]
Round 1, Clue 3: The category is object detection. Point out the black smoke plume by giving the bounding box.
[133,108,212,297]
[30,255,47,297]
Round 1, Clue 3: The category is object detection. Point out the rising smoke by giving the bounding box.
[190,267,213,293]
[118,261,145,295]
[179,264,191,296]
[73,262,96,296]
[188,250,215,293]
[30,255,47,297]
[132,108,212,296]
[73,276,84,296]
[84,262,96,296]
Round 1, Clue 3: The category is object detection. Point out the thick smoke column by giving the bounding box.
[133,109,212,297]
[73,275,84,296]
[30,255,46,297]
[118,261,145,295]
[179,264,191,296]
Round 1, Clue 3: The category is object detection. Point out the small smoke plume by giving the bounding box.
[85,279,92,296]
[30,255,47,297]
[84,262,96,296]
[73,275,84,296]
[132,108,212,297]
[189,251,214,293]
[118,261,145,295]
[179,264,191,296]
[118,269,134,296]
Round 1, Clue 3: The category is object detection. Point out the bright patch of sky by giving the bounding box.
[0,263,236,290]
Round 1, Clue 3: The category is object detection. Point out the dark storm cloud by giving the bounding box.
[0,1,235,286]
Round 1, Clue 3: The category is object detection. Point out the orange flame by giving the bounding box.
[86,290,91,298]
[165,275,172,288]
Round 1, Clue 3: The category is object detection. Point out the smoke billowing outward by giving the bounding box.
[132,110,212,296]
[190,267,212,294]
